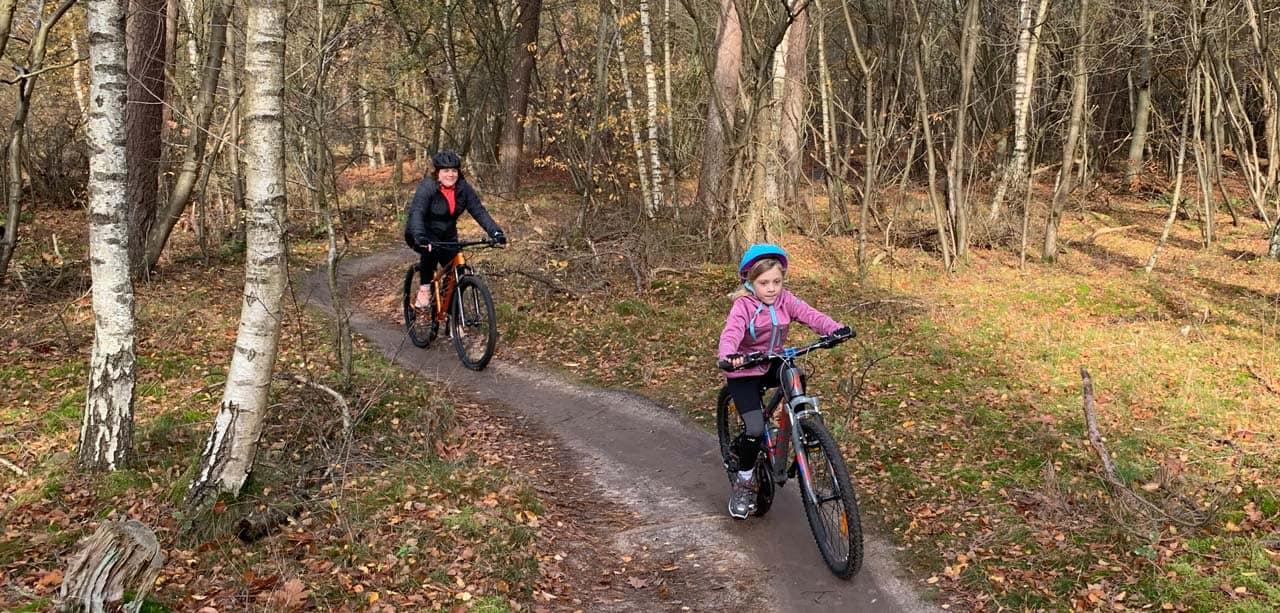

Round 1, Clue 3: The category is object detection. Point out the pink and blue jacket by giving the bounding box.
[717,289,841,379]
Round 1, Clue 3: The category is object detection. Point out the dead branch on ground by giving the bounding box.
[275,372,352,442]
[1080,367,1242,537]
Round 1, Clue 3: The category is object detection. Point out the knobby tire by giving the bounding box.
[450,275,497,370]
[796,416,863,578]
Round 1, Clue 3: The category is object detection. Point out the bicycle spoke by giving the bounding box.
[797,418,863,577]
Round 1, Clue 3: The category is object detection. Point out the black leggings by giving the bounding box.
[413,245,459,285]
[726,362,780,470]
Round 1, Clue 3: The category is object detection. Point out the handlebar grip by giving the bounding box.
[718,352,766,371]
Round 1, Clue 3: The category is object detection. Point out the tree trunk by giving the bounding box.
[1192,66,1213,246]
[0,0,17,60]
[79,0,135,473]
[0,0,76,283]
[496,0,541,197]
[816,0,850,233]
[58,520,163,613]
[841,0,878,271]
[909,0,952,269]
[778,3,808,212]
[188,0,287,507]
[616,42,652,210]
[144,0,232,273]
[1270,219,1280,260]
[745,40,788,245]
[1146,69,1198,272]
[582,0,614,221]
[988,0,1048,221]
[946,0,980,260]
[1124,0,1154,190]
[1044,0,1091,262]
[69,26,89,121]
[638,0,665,216]
[662,0,674,181]
[361,79,377,168]
[694,0,741,226]
[126,0,168,278]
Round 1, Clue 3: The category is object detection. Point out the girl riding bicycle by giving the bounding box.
[717,243,851,519]
[404,150,507,307]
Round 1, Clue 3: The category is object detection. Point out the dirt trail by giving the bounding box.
[303,250,941,612]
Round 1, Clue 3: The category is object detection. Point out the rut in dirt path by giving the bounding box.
[303,249,943,612]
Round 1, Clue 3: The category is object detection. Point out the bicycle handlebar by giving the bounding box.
[418,238,499,250]
[717,329,855,372]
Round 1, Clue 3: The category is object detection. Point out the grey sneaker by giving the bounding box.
[728,473,758,519]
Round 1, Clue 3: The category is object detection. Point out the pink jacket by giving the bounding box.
[717,289,841,379]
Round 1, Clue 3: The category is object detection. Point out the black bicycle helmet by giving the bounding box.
[431,150,462,170]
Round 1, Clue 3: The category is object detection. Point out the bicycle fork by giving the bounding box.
[779,364,824,508]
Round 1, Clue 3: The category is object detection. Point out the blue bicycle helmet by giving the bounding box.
[738,243,788,279]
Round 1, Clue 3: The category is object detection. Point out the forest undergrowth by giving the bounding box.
[472,176,1280,611]
[4,164,1280,611]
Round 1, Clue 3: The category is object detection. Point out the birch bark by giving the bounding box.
[188,0,288,505]
[80,0,136,472]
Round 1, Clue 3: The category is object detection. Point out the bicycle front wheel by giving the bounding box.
[450,275,497,370]
[796,415,863,578]
[402,265,437,348]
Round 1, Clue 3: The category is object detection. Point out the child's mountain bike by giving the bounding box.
[401,238,498,370]
[717,330,864,578]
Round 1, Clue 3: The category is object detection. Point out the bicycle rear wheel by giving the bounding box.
[796,415,863,578]
[402,265,437,348]
[450,275,497,370]
[715,387,775,516]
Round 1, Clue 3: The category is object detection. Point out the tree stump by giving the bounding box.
[58,519,165,613]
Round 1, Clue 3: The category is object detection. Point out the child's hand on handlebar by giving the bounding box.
[718,353,745,371]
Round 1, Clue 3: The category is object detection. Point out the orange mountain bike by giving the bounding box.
[401,239,498,370]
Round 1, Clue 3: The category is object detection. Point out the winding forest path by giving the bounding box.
[303,249,940,612]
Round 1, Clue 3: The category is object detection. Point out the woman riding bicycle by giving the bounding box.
[718,243,851,519]
[404,150,507,308]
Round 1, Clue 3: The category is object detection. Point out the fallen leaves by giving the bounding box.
[264,578,309,611]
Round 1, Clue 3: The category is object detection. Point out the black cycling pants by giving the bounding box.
[412,245,459,285]
[726,362,780,469]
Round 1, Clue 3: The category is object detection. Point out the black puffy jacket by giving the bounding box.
[403,177,503,249]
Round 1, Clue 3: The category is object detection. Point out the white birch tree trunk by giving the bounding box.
[70,26,88,121]
[80,0,136,472]
[617,42,652,210]
[188,0,287,505]
[638,0,664,216]
[182,0,200,67]
[361,79,376,169]
[988,0,1048,221]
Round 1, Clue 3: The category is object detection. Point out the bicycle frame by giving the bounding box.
[429,252,469,322]
[421,239,491,321]
[761,357,825,508]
